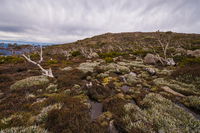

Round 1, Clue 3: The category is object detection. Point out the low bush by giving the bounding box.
[179,57,200,67]
[0,75,13,83]
[0,56,24,64]
[71,51,81,57]
[133,49,153,57]
[99,51,125,58]
[56,69,86,89]
[171,65,200,87]
[46,59,58,65]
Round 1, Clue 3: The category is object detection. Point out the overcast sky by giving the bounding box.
[0,0,199,43]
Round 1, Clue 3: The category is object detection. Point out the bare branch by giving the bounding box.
[38,45,43,63]
[22,46,54,78]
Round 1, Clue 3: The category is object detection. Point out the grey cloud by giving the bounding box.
[0,0,199,43]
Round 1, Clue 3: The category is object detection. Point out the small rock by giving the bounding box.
[125,72,139,85]
[145,67,156,75]
[166,58,176,66]
[144,54,159,64]
[61,66,73,71]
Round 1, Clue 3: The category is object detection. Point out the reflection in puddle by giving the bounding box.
[89,100,103,120]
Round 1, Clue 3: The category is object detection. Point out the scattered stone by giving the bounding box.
[144,67,156,75]
[10,76,49,90]
[60,66,73,71]
[144,53,159,64]
[125,72,139,85]
[166,58,176,66]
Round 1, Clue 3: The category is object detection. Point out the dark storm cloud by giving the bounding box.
[0,0,199,43]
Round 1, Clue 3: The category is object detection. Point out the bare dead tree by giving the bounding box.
[149,31,175,66]
[22,46,54,78]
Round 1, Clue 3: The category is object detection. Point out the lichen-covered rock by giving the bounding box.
[77,61,100,73]
[153,78,200,95]
[100,63,130,74]
[141,93,200,133]
[0,126,48,133]
[10,76,49,90]
[182,96,200,111]
[125,72,141,85]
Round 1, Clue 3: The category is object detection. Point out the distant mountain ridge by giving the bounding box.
[0,40,54,46]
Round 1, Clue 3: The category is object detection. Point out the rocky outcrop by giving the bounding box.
[10,76,50,90]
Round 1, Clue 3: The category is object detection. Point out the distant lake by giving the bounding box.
[0,40,54,56]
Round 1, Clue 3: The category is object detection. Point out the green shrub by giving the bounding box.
[71,51,81,57]
[171,65,200,88]
[179,57,200,67]
[0,56,24,64]
[133,49,153,57]
[191,40,200,45]
[99,51,125,58]
[30,53,40,60]
[104,57,113,63]
[47,59,58,65]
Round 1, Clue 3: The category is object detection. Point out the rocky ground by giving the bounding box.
[0,32,200,133]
